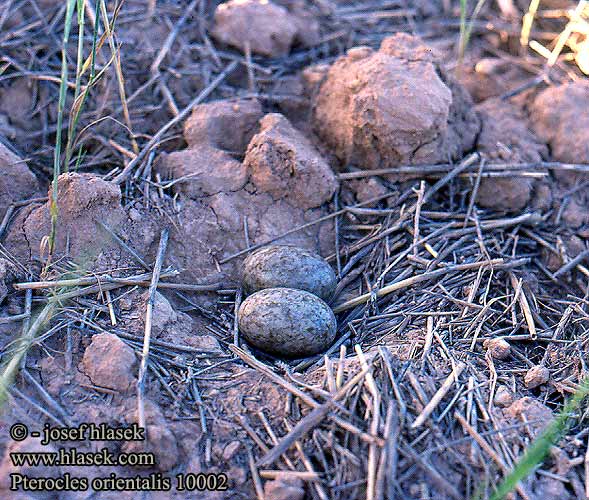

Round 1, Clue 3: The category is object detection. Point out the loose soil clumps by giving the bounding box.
[474,98,548,211]
[183,98,263,152]
[212,0,318,58]
[313,33,480,171]
[157,98,338,285]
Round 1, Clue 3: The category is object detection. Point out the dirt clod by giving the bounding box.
[475,98,548,212]
[530,81,589,183]
[264,472,305,500]
[159,105,337,285]
[505,396,553,437]
[483,337,511,360]
[183,98,263,152]
[80,333,137,393]
[524,365,550,389]
[158,143,247,198]
[0,141,38,217]
[244,113,338,210]
[313,33,480,171]
[212,0,298,57]
[5,172,125,268]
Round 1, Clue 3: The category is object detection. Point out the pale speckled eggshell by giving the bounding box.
[242,245,337,301]
[238,288,337,357]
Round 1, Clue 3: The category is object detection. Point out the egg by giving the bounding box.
[238,288,337,357]
[242,245,337,301]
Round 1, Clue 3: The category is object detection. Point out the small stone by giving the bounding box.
[212,0,298,58]
[148,291,177,335]
[493,385,514,408]
[524,365,550,389]
[264,472,305,500]
[483,337,511,360]
[222,441,241,461]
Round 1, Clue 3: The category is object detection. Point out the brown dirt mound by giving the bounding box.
[313,33,480,171]
[244,113,338,210]
[183,98,263,152]
[0,142,39,217]
[474,98,548,211]
[158,99,338,285]
[4,172,125,267]
[212,0,318,58]
[529,81,589,183]
[4,173,163,275]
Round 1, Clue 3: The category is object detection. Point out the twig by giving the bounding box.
[137,229,169,429]
[333,258,529,313]
[411,362,465,429]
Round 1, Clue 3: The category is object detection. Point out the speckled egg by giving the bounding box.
[242,245,337,301]
[238,288,337,357]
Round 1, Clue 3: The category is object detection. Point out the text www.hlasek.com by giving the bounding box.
[11,448,155,468]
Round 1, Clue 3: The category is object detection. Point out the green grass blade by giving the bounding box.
[488,378,589,500]
[0,303,56,405]
[48,0,77,260]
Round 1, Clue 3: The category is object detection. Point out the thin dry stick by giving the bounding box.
[336,159,589,180]
[585,436,589,498]
[98,0,138,154]
[46,271,178,302]
[233,288,242,346]
[355,345,380,500]
[411,362,466,429]
[413,180,425,256]
[15,271,164,290]
[259,470,319,481]
[333,258,529,313]
[455,412,531,500]
[247,448,265,500]
[255,362,374,467]
[137,229,169,429]
[509,273,537,340]
[284,420,329,500]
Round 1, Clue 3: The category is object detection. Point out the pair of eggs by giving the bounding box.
[237,245,338,358]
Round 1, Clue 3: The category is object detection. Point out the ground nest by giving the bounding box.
[1,1,589,499]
